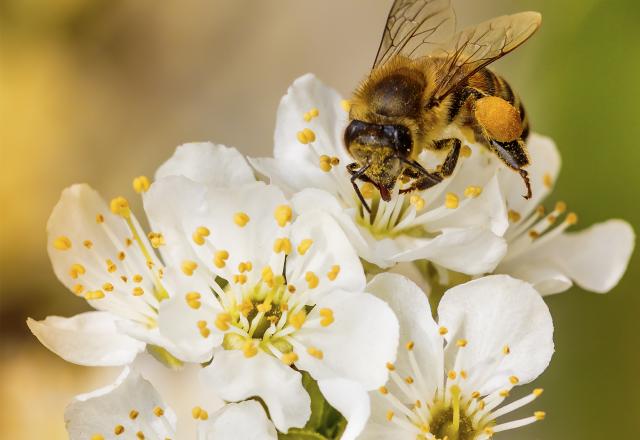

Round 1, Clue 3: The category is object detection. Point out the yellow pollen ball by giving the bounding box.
[192,232,205,246]
[566,212,578,225]
[406,341,415,351]
[110,196,131,218]
[181,260,198,276]
[502,345,511,355]
[303,128,316,143]
[96,213,105,223]
[319,308,334,327]
[214,250,229,268]
[307,347,324,359]
[281,352,298,365]
[234,212,250,227]
[405,376,414,384]
[533,388,544,397]
[464,186,483,198]
[73,284,84,295]
[274,205,293,227]
[386,410,394,421]
[133,274,143,283]
[456,339,468,347]
[305,271,319,289]
[102,282,114,292]
[409,194,426,211]
[273,237,292,254]
[509,375,520,384]
[330,156,340,166]
[136,431,145,439]
[297,239,313,255]
[192,406,203,419]
[386,362,395,371]
[555,201,567,213]
[543,173,553,189]
[106,259,117,273]
[118,251,126,261]
[445,192,459,209]
[53,236,72,250]
[148,232,165,248]
[114,425,124,435]
[378,386,389,395]
[83,240,93,249]
[132,176,151,194]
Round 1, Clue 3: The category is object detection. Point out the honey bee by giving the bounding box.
[344,0,542,211]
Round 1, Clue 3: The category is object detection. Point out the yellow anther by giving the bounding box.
[509,375,520,385]
[274,274,286,287]
[197,320,208,329]
[110,196,130,218]
[199,326,211,338]
[508,209,521,223]
[484,427,494,436]
[153,406,164,417]
[319,155,332,172]
[460,145,472,157]
[129,409,139,420]
[102,282,114,292]
[195,226,210,237]
[302,128,315,142]
[261,265,274,282]
[234,212,250,227]
[456,339,468,347]
[536,205,546,216]
[83,240,93,249]
[239,299,254,317]
[360,182,376,199]
[543,173,553,189]
[192,232,205,246]
[566,212,578,225]
[147,232,165,248]
[460,370,468,379]
[91,435,105,440]
[192,406,203,419]
[181,260,198,276]
[73,284,84,295]
[273,237,292,254]
[106,259,117,273]
[215,313,231,331]
[136,432,145,439]
[445,192,459,209]
[199,409,209,420]
[53,236,72,250]
[125,238,133,247]
[534,411,546,420]
[414,400,422,409]
[242,339,258,358]
[297,238,313,255]
[256,300,272,313]
[132,287,144,296]
[409,194,426,211]
[309,107,319,118]
[132,176,151,194]
[327,264,340,281]
[121,275,128,283]
[555,201,567,213]
[118,251,126,261]
[471,391,481,399]
[330,156,340,166]
[464,186,483,198]
[528,230,540,239]
[448,370,457,380]
[305,271,319,289]
[274,205,293,227]
[303,112,312,122]
[378,386,389,395]
[386,410,394,421]
[280,303,289,312]
[281,352,299,366]
[85,290,105,300]
[341,99,351,112]
[319,308,334,327]
[439,326,448,335]
[386,362,395,371]
[502,345,511,355]
[96,213,105,223]
[214,250,229,268]
[69,263,86,279]
[289,310,307,330]
[406,341,415,351]
[296,131,310,144]
[405,376,414,384]
[288,284,296,293]
[133,274,143,283]
[114,425,124,435]
[533,388,544,397]
[186,292,201,309]
[233,274,247,285]
[478,400,486,410]
[307,347,323,359]
[499,389,510,397]
[238,261,252,273]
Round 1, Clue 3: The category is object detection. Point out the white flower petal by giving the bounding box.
[318,379,370,440]
[27,312,145,366]
[366,273,443,397]
[394,226,507,275]
[48,184,160,322]
[438,275,554,393]
[295,290,398,390]
[155,142,255,187]
[500,262,573,296]
[201,350,310,432]
[198,401,277,440]
[65,367,177,439]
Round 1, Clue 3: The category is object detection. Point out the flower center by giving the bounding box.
[426,394,481,440]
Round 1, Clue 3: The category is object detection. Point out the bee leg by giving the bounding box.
[347,162,373,213]
[433,138,462,177]
[398,158,443,194]
[488,138,532,199]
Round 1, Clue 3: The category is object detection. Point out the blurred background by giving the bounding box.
[1,0,638,438]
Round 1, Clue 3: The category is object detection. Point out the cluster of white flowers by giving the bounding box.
[29,75,634,440]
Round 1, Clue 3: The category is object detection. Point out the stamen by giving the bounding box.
[132,176,151,193]
[327,265,340,281]
[273,238,292,254]
[181,260,198,276]
[445,193,459,209]
[305,271,319,289]
[185,292,201,309]
[242,339,258,358]
[214,250,229,268]
[341,100,351,112]
[53,236,72,250]
[319,308,334,326]
[114,425,124,435]
[153,406,164,417]
[297,238,313,255]
[319,155,332,172]
[234,212,250,227]
[307,347,323,359]
[464,186,483,198]
[109,196,130,218]
[543,173,553,189]
[274,205,293,227]
[281,351,298,365]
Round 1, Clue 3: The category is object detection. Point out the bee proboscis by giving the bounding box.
[344,0,542,212]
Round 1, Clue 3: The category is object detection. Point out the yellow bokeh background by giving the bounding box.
[1,0,638,438]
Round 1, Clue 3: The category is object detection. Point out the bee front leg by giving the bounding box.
[398,159,443,194]
[433,138,462,177]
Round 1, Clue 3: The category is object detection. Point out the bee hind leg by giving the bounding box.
[433,138,462,177]
[489,138,532,199]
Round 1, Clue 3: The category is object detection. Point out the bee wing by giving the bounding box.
[431,11,542,100]
[373,0,456,69]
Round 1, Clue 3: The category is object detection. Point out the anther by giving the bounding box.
[83,240,93,249]
[102,282,114,292]
[360,182,376,199]
[555,201,567,213]
[509,375,520,385]
[533,388,544,397]
[319,308,334,326]
[319,155,332,172]
[445,193,459,209]
[181,260,198,276]
[502,345,511,355]
[73,284,84,295]
[410,194,426,211]
[147,232,165,248]
[96,214,105,223]
[133,274,143,283]
[234,212,250,227]
[106,259,117,273]
[85,290,105,300]
[327,265,340,281]
[274,205,293,227]
[460,145,472,157]
[186,292,201,309]
[566,212,578,225]
[281,352,298,366]
[307,347,323,359]
[378,386,389,395]
[305,271,319,289]
[543,173,553,189]
[534,411,546,420]
[273,238,292,254]
[91,435,105,440]
[110,196,130,218]
[53,236,72,250]
[386,410,394,421]
[464,186,483,198]
[214,250,229,268]
[386,362,395,371]
[406,341,415,350]
[129,409,139,420]
[289,311,306,330]
[132,287,144,296]
[448,370,457,380]
[499,389,510,397]
[456,338,468,347]
[242,339,258,358]
[132,176,151,194]
[405,376,414,384]
[118,251,126,261]
[508,210,522,223]
[114,425,124,435]
[233,274,247,284]
[439,326,448,335]
[192,406,209,420]
[297,239,313,255]
[69,263,86,279]
[153,406,164,417]
[215,313,231,331]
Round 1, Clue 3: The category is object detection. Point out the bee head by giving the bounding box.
[344,120,412,201]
